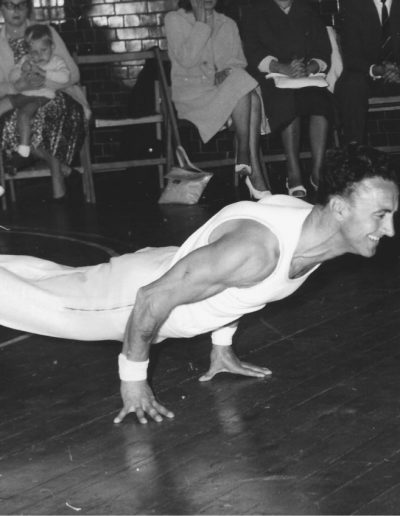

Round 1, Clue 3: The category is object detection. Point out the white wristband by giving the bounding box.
[211,326,236,346]
[118,353,149,381]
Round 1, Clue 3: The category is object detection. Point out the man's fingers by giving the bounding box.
[113,407,130,424]
[232,366,267,378]
[199,368,220,382]
[135,408,149,425]
[241,362,272,376]
[153,400,175,419]
[114,402,174,425]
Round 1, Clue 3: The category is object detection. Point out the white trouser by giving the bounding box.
[0,248,177,342]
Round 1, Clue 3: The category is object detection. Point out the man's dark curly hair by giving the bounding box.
[317,145,399,205]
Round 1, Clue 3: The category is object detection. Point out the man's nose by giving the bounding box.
[384,216,395,237]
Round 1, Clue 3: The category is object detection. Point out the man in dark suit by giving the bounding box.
[335,0,400,144]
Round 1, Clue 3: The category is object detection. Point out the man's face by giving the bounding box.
[339,177,399,257]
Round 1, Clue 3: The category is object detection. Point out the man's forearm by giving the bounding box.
[119,304,159,382]
[121,286,171,361]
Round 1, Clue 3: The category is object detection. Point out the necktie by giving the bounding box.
[380,0,395,62]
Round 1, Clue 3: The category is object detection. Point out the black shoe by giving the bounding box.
[65,168,82,190]
[65,168,84,202]
[10,151,35,170]
[48,195,67,204]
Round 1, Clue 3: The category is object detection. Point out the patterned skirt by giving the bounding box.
[0,91,85,166]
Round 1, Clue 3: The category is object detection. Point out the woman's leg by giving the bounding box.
[231,92,267,191]
[34,147,66,199]
[16,101,41,150]
[281,117,303,189]
[231,92,251,165]
[309,114,329,187]
[248,91,269,191]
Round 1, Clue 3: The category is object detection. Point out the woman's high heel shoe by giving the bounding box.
[310,177,318,191]
[286,179,307,198]
[245,176,271,200]
[235,163,252,177]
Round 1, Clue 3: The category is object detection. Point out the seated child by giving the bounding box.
[8,24,70,168]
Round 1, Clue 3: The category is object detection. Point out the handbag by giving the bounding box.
[158,146,212,205]
[154,47,213,205]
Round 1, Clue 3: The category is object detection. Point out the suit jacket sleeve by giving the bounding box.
[339,0,377,74]
[241,9,271,75]
[309,11,331,67]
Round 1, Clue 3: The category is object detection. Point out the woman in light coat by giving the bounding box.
[164,0,270,199]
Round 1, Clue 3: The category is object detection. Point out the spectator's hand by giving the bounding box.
[275,59,306,78]
[289,58,307,78]
[114,380,175,425]
[383,62,400,84]
[215,68,232,85]
[190,0,206,23]
[21,59,32,74]
[305,59,320,76]
[15,72,45,92]
[30,62,46,77]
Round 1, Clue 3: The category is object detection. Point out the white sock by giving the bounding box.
[17,145,30,157]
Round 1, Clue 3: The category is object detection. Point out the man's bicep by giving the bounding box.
[149,242,240,309]
[151,229,278,310]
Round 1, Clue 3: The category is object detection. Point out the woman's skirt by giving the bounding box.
[259,81,333,133]
[0,91,85,166]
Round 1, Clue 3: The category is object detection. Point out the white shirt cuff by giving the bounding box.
[258,55,278,74]
[312,58,327,72]
[211,325,237,346]
[370,64,382,79]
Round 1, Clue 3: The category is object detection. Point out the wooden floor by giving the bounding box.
[2,168,400,515]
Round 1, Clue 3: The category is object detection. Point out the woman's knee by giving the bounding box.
[250,89,261,109]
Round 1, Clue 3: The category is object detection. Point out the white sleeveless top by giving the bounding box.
[157,195,319,341]
[0,195,318,343]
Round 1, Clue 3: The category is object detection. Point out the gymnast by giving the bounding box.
[0,145,397,424]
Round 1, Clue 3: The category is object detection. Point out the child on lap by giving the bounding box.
[8,24,70,167]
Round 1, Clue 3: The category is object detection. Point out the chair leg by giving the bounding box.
[0,153,7,210]
[80,130,96,203]
[259,148,272,191]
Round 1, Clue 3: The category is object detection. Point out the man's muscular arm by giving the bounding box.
[114,220,279,425]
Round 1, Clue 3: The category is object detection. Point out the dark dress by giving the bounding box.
[242,0,332,132]
[0,37,85,165]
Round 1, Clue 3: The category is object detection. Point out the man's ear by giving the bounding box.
[329,195,349,221]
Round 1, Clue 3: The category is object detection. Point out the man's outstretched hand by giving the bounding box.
[199,345,272,382]
[114,380,175,425]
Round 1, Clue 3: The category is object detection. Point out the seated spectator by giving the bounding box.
[242,0,332,197]
[8,24,70,168]
[164,0,270,200]
[335,0,400,145]
[0,0,90,201]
